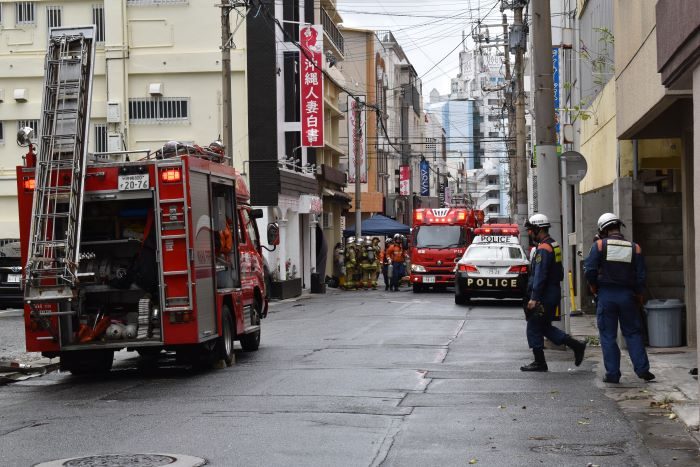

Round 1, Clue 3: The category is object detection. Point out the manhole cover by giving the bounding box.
[35,453,206,467]
[530,442,626,456]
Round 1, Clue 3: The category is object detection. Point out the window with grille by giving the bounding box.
[92,4,104,42]
[94,124,107,152]
[17,120,39,142]
[46,5,61,32]
[0,122,4,144]
[16,2,35,25]
[128,98,190,123]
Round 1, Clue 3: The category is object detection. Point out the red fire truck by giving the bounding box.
[15,27,278,373]
[409,207,485,292]
[16,142,278,373]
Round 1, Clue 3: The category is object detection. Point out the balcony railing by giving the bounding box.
[321,8,344,57]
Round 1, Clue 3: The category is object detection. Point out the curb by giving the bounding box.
[0,358,60,385]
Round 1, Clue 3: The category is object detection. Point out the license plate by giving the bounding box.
[423,276,436,283]
[118,174,149,191]
[7,274,21,283]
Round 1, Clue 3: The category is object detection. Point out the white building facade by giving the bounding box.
[0,0,249,236]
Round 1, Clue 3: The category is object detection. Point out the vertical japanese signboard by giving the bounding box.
[552,47,561,153]
[419,159,430,196]
[399,165,410,196]
[300,25,324,147]
[347,95,367,183]
[438,178,446,207]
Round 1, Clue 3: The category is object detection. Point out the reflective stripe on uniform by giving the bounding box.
[606,239,633,263]
[551,241,562,263]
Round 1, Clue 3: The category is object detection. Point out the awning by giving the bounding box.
[322,188,352,201]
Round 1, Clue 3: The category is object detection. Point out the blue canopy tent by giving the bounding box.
[343,214,410,237]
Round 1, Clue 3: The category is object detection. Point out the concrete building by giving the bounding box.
[0,0,249,236]
[524,0,697,365]
[338,27,386,225]
[428,44,510,220]
[367,31,425,226]
[558,0,698,373]
[246,0,348,291]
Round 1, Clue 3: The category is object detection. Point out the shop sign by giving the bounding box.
[419,160,430,196]
[300,25,324,148]
[299,195,323,214]
[399,165,410,196]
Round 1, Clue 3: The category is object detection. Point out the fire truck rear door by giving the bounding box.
[189,171,217,339]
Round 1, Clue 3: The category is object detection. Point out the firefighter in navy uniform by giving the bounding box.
[521,214,587,372]
[584,213,654,384]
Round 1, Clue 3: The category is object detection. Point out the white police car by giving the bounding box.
[454,234,529,305]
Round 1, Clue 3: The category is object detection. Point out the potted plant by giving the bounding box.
[269,259,302,299]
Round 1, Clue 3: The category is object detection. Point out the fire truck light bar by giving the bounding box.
[161,168,182,183]
[473,225,519,236]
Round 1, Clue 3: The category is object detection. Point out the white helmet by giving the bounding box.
[525,213,550,229]
[393,233,401,241]
[597,213,623,232]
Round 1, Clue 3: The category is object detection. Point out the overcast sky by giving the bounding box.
[337,0,505,99]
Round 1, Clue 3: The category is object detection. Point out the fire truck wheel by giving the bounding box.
[61,350,114,375]
[454,293,470,306]
[412,284,423,293]
[216,306,235,367]
[240,296,261,352]
[240,329,261,352]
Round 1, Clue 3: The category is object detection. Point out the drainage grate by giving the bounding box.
[35,453,206,467]
[530,442,626,456]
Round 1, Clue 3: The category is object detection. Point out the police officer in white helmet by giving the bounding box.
[521,214,587,372]
[584,213,654,384]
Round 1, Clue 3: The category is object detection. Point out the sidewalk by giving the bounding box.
[570,312,700,432]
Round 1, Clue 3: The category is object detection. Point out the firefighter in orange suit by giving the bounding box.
[386,234,406,291]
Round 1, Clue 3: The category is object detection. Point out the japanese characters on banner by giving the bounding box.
[399,165,410,196]
[438,177,446,207]
[347,95,367,183]
[552,46,561,154]
[300,25,324,147]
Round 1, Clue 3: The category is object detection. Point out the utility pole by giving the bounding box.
[513,3,528,242]
[219,1,235,165]
[531,0,560,238]
[531,0,564,330]
[354,100,363,239]
[502,12,515,220]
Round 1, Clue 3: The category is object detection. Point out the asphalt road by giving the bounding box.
[0,289,693,466]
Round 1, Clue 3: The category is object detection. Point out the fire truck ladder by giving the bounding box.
[25,27,96,303]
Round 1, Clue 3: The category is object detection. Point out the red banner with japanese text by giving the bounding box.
[300,25,324,147]
[399,165,410,196]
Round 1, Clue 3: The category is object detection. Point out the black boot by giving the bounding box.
[564,336,587,367]
[520,348,548,372]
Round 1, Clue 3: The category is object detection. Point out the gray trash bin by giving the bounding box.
[644,299,684,347]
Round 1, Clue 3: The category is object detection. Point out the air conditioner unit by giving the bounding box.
[321,212,333,229]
